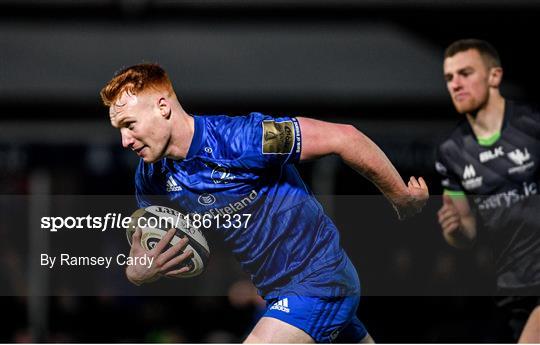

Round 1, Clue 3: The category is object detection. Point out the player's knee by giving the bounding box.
[243,333,262,344]
[360,332,375,344]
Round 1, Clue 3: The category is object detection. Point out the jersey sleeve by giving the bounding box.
[435,145,465,197]
[229,112,302,169]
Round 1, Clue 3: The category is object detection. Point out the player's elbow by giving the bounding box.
[299,119,363,160]
[333,124,360,155]
[338,124,358,136]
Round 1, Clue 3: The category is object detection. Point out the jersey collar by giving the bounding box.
[186,115,205,159]
[464,99,512,147]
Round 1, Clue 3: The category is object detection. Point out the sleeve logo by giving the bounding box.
[262,120,295,154]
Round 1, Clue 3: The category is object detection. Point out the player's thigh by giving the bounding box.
[244,316,315,343]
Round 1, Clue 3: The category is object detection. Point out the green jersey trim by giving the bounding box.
[477,131,501,147]
[443,189,466,197]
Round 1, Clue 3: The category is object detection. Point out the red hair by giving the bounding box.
[100,63,175,106]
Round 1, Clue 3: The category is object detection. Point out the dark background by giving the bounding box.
[1,0,538,342]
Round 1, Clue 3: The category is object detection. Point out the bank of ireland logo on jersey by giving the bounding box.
[462,164,483,190]
[198,193,216,206]
[507,148,534,174]
[270,298,290,313]
[166,176,183,192]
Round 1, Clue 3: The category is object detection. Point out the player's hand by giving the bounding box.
[125,228,192,286]
[437,195,461,236]
[395,176,429,220]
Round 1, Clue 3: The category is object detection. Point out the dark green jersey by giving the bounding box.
[436,101,540,289]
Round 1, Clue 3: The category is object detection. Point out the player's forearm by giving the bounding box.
[336,126,408,205]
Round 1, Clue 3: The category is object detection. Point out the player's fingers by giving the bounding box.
[439,209,458,223]
[438,208,458,224]
[437,207,445,219]
[442,219,460,234]
[152,228,176,255]
[160,249,193,273]
[441,216,460,231]
[164,266,191,277]
[438,209,450,223]
[418,177,429,191]
[159,237,189,264]
[438,207,458,221]
[411,176,421,188]
[131,228,143,250]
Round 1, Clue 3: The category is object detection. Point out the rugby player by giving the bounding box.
[101,64,429,343]
[436,39,540,343]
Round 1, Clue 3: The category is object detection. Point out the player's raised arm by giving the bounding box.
[297,117,428,219]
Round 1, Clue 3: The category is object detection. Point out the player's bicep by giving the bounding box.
[297,117,347,161]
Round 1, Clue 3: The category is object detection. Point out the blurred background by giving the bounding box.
[1,0,539,342]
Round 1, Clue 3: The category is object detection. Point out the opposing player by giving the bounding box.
[101,64,429,343]
[436,39,540,342]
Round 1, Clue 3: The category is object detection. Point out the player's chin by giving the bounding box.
[142,157,159,164]
[141,152,160,164]
[453,100,478,114]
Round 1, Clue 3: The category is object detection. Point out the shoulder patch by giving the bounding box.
[262,120,295,154]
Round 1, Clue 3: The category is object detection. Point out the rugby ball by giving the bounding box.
[126,205,210,278]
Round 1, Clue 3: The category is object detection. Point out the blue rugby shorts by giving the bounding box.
[263,294,367,343]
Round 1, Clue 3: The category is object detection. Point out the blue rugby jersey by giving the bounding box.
[135,112,359,297]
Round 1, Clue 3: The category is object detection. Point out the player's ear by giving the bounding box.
[158,97,171,119]
[488,67,503,88]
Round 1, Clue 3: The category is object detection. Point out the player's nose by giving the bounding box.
[450,76,462,91]
[120,129,135,149]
